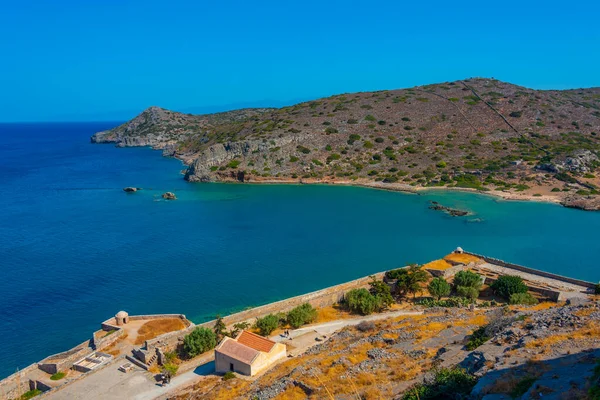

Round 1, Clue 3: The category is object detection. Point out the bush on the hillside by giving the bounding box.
[465,327,490,350]
[428,277,451,300]
[418,297,472,308]
[456,285,480,301]
[255,314,280,336]
[286,303,317,329]
[509,292,538,305]
[453,271,482,290]
[162,363,179,376]
[402,367,477,400]
[491,275,528,300]
[368,276,394,309]
[595,282,600,295]
[183,327,217,358]
[344,288,380,315]
[222,371,236,381]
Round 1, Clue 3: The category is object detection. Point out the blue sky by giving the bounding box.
[1,0,599,122]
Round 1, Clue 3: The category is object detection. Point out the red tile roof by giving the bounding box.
[237,331,276,353]
[216,339,259,365]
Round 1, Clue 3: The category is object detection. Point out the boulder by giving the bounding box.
[162,192,177,200]
[123,187,138,193]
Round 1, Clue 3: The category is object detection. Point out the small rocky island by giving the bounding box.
[428,201,471,217]
[162,192,177,200]
[123,187,141,193]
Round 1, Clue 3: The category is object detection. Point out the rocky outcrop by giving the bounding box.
[123,187,140,193]
[538,150,600,174]
[561,194,600,211]
[428,201,471,216]
[184,134,310,182]
[162,192,177,200]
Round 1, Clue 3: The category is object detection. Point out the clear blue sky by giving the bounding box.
[1,0,599,122]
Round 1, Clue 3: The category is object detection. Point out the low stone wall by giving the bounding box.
[145,271,386,352]
[464,251,596,289]
[0,363,39,399]
[38,341,92,375]
[93,328,126,351]
[128,313,191,327]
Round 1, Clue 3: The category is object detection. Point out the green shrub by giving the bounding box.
[402,368,477,400]
[226,160,241,169]
[395,264,429,298]
[325,127,338,134]
[183,327,217,358]
[348,134,361,144]
[50,371,66,380]
[595,282,600,295]
[511,377,537,398]
[297,145,311,154]
[364,114,376,122]
[289,156,299,162]
[162,363,179,376]
[417,297,472,308]
[286,303,317,328]
[509,292,538,305]
[222,371,236,381]
[255,314,280,336]
[375,137,384,143]
[428,277,451,300]
[454,271,482,290]
[326,153,341,163]
[344,288,379,315]
[465,327,490,350]
[456,285,480,301]
[491,275,528,300]
[21,390,42,400]
[368,276,394,309]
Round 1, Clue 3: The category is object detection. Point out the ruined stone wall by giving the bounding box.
[464,251,596,289]
[93,328,126,351]
[0,363,39,399]
[37,341,92,375]
[145,271,386,351]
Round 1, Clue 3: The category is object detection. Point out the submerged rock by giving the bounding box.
[429,201,471,217]
[162,192,177,200]
[123,187,141,193]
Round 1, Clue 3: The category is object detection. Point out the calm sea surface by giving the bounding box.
[0,122,599,379]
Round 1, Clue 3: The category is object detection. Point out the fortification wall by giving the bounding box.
[38,341,92,375]
[0,363,39,399]
[145,271,386,351]
[93,328,126,351]
[464,251,596,289]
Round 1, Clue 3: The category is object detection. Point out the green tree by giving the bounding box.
[490,275,528,300]
[428,277,451,300]
[396,264,428,298]
[255,314,279,336]
[286,303,318,328]
[453,271,482,290]
[183,327,217,358]
[456,285,480,301]
[213,315,226,341]
[344,288,379,315]
[368,276,394,309]
[229,321,250,337]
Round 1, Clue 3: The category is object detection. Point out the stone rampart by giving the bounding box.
[93,328,126,351]
[0,363,39,399]
[145,271,386,351]
[38,341,92,375]
[464,251,596,289]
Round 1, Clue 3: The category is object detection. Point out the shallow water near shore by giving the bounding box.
[1,122,599,379]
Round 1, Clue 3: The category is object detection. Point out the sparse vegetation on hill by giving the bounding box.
[92,78,600,210]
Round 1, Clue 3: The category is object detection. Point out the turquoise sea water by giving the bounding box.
[1,122,599,379]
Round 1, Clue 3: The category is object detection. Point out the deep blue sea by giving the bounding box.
[0,122,599,379]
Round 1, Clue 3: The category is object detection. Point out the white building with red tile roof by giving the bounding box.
[214,331,287,376]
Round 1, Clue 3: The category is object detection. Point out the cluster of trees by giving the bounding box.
[254,303,318,336]
[426,270,482,303]
[491,275,537,305]
[386,264,429,298]
[344,276,394,315]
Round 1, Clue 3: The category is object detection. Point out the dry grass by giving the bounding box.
[100,332,128,356]
[444,253,481,265]
[512,302,559,312]
[273,386,308,400]
[422,259,453,271]
[315,305,352,324]
[575,307,597,317]
[525,321,600,352]
[134,318,186,345]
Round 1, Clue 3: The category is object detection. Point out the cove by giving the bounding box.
[0,122,599,379]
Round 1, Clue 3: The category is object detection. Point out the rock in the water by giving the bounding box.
[123,187,139,192]
[428,201,471,217]
[162,192,177,200]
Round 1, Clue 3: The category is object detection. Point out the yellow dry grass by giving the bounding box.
[512,302,559,312]
[134,318,186,345]
[422,259,453,271]
[273,386,308,400]
[525,321,600,351]
[444,253,480,265]
[101,332,128,356]
[315,305,352,324]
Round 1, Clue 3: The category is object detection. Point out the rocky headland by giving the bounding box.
[91,78,600,210]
